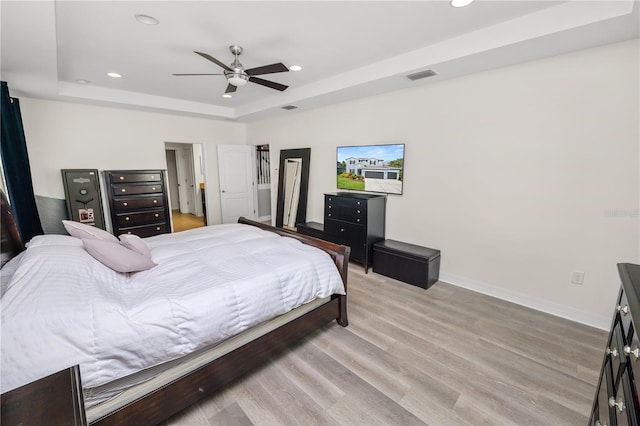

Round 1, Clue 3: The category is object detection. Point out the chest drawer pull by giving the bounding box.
[155,213,159,218]
[125,217,130,221]
[119,176,124,180]
[609,396,626,412]
[607,347,619,358]
[153,200,158,204]
[617,304,630,315]
[123,202,128,206]
[595,421,608,426]
[121,189,126,193]
[152,187,157,191]
[624,345,640,360]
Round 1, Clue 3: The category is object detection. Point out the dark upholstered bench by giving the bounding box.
[372,239,440,289]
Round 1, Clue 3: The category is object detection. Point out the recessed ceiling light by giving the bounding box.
[450,0,474,7]
[223,94,233,98]
[134,14,159,25]
[107,72,122,78]
[75,79,90,84]
[289,65,302,72]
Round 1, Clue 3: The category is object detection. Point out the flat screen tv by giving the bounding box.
[336,143,405,195]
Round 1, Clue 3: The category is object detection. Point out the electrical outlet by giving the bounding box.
[571,271,585,285]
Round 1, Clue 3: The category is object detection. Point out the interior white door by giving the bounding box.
[217,145,256,224]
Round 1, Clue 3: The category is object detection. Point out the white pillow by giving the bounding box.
[82,239,156,273]
[63,220,118,243]
[119,234,152,258]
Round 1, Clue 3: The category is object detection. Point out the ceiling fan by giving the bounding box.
[173,45,289,95]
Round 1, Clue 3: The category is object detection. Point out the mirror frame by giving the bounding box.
[275,148,311,229]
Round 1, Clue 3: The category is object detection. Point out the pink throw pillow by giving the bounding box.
[63,220,118,243]
[119,234,152,258]
[82,239,156,273]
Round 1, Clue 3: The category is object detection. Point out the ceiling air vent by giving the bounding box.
[281,105,299,110]
[406,69,437,81]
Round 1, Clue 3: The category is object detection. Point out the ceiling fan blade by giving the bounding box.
[172,73,224,76]
[245,63,289,76]
[225,84,237,94]
[194,51,233,72]
[249,76,288,92]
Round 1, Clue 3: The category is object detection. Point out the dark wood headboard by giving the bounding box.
[1,191,24,267]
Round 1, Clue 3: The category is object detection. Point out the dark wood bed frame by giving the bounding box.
[0,191,350,425]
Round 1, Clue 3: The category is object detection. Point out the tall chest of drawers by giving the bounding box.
[590,263,640,426]
[105,170,171,238]
[323,192,386,273]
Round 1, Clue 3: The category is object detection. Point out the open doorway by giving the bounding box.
[255,144,272,223]
[164,142,207,232]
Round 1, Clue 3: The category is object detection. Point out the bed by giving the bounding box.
[0,191,350,425]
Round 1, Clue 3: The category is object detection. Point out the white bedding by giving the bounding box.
[0,224,345,393]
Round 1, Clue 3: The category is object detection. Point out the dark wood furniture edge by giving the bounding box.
[90,217,350,425]
[1,190,25,261]
[1,365,87,426]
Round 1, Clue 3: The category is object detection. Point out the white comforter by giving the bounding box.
[0,224,345,393]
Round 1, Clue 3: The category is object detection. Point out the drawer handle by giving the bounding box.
[125,217,130,221]
[624,345,640,360]
[119,176,124,180]
[617,305,630,316]
[121,189,126,193]
[152,187,156,191]
[127,231,132,234]
[153,200,158,204]
[328,213,332,217]
[156,227,161,231]
[151,175,155,179]
[595,421,607,426]
[357,210,361,213]
[123,202,128,206]
[328,206,332,209]
[609,396,626,412]
[155,213,159,217]
[357,202,361,205]
[341,228,345,232]
[357,218,360,222]
[607,347,619,358]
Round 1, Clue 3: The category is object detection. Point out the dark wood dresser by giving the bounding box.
[323,192,386,272]
[105,170,170,237]
[590,263,640,426]
[1,365,86,426]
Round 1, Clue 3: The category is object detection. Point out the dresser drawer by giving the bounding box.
[113,195,164,211]
[324,219,366,242]
[120,222,169,238]
[619,289,633,339]
[609,366,638,426]
[116,209,165,227]
[325,203,366,223]
[112,183,163,196]
[110,172,162,183]
[324,219,366,261]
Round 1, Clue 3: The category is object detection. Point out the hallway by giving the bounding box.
[172,210,205,232]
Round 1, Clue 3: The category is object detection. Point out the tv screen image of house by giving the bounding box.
[336,144,405,195]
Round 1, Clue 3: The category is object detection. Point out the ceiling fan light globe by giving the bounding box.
[227,73,249,87]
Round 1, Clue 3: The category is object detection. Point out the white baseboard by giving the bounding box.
[258,215,271,223]
[439,272,611,331]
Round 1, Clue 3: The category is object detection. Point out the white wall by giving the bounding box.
[20,99,245,225]
[247,39,640,327]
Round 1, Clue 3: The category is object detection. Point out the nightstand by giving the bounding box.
[1,365,87,426]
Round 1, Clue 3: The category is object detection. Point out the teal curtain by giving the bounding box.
[1,81,43,242]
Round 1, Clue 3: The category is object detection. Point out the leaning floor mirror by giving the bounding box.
[275,148,310,230]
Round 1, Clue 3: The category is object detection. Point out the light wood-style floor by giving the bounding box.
[172,210,205,232]
[164,265,607,425]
